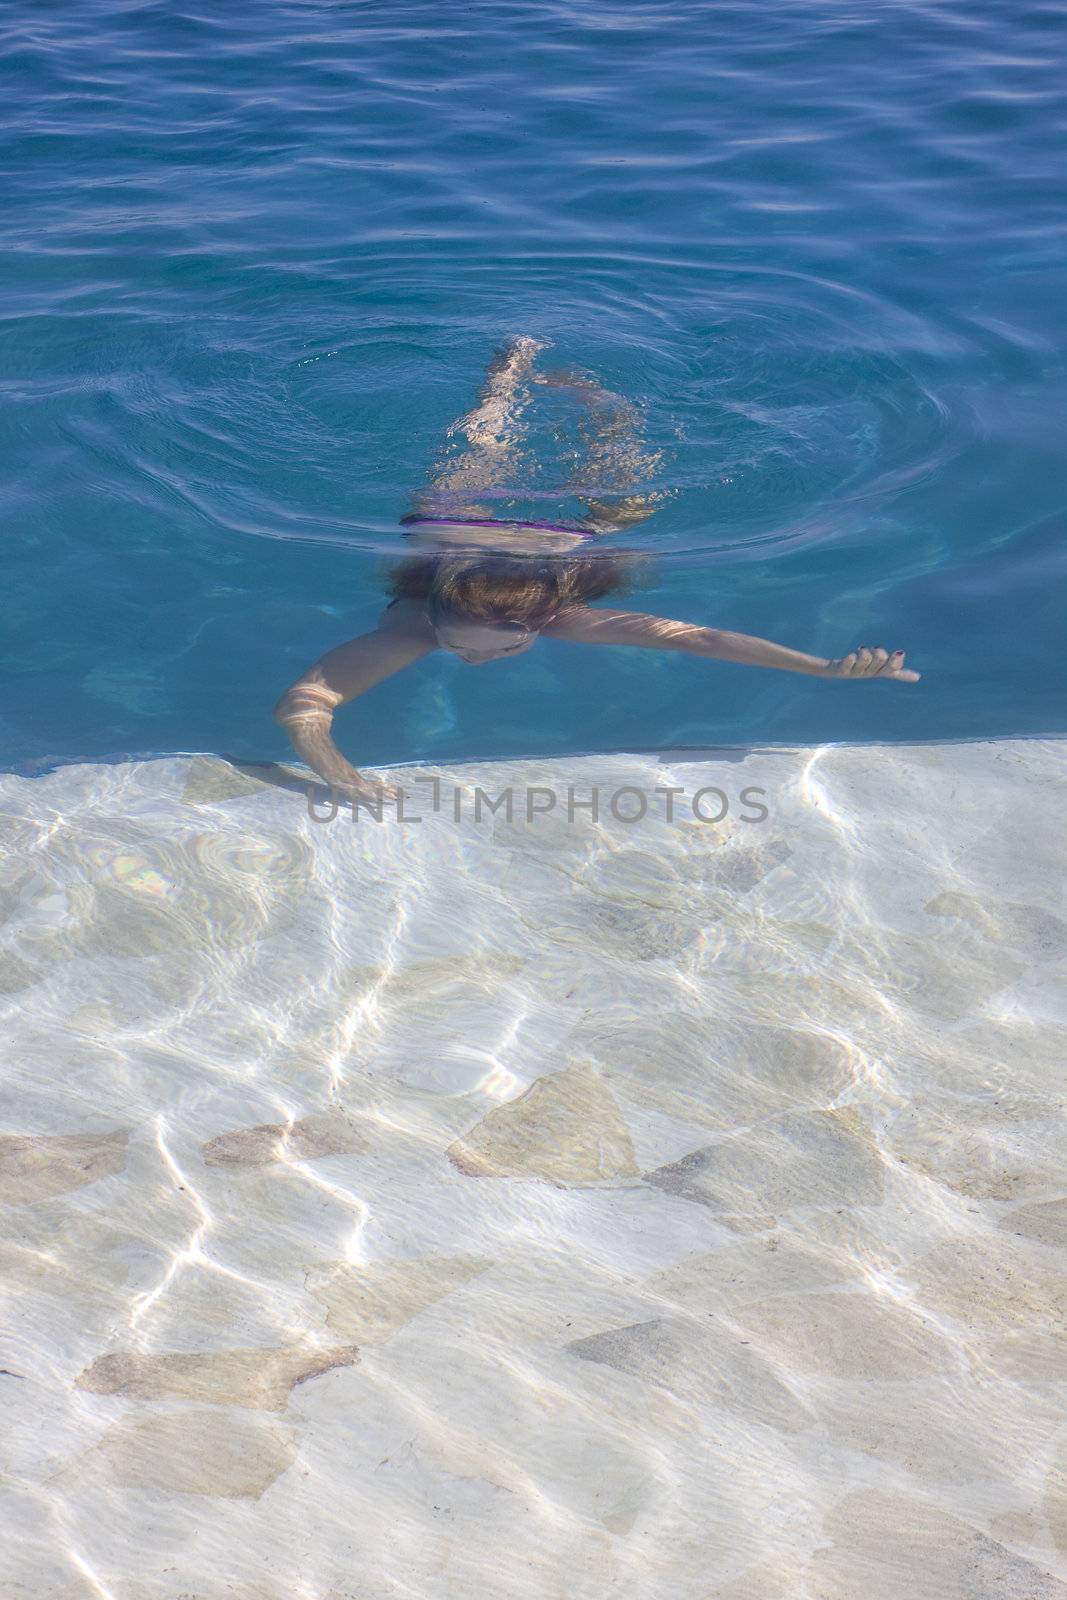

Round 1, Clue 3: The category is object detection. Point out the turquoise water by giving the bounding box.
[2,0,1065,770]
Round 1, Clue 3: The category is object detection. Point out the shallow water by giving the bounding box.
[3,0,1067,765]
[2,744,1066,1598]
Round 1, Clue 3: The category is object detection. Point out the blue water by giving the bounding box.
[3,0,1066,771]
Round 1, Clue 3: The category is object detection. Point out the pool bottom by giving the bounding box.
[1,741,1065,1599]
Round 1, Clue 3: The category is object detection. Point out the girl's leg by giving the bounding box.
[409,336,545,520]
[535,369,662,533]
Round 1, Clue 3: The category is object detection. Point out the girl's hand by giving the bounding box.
[336,774,401,809]
[310,760,400,809]
[824,647,920,682]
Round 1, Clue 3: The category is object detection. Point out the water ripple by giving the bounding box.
[1,0,1065,756]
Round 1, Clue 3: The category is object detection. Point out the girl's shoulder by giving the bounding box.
[376,597,435,639]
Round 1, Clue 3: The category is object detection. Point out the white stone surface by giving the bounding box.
[0,740,1064,1599]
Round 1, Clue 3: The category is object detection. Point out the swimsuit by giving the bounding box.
[401,515,597,540]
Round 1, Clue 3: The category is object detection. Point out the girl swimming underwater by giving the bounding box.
[274,336,919,802]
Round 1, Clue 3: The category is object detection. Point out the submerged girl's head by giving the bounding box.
[428,609,536,664]
[387,550,639,663]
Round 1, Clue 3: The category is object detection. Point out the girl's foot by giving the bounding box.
[580,496,660,533]
[484,334,548,391]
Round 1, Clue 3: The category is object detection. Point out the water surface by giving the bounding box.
[2,0,1066,766]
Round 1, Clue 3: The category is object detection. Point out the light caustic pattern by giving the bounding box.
[0,742,1066,1599]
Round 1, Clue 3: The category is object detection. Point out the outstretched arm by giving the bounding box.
[273,609,436,797]
[542,607,920,681]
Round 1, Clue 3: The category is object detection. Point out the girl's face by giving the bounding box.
[433,615,538,664]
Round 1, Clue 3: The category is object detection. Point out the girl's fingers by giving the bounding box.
[832,647,921,681]
[831,648,920,681]
[885,650,920,682]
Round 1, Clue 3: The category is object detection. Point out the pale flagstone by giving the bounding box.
[730,1288,952,1378]
[943,1021,1066,1097]
[305,1255,491,1342]
[706,1558,803,1599]
[44,1572,378,1600]
[645,1109,885,1216]
[149,1166,370,1285]
[75,1344,359,1411]
[420,1376,656,1538]
[0,1209,186,1362]
[797,1205,950,1276]
[377,1333,665,1539]
[126,1261,316,1351]
[0,1233,116,1302]
[346,950,526,1001]
[39,823,313,963]
[908,1236,1067,1333]
[925,890,1067,959]
[0,950,42,994]
[573,845,705,911]
[50,1586,293,1600]
[979,1328,1067,1382]
[941,1092,1066,1128]
[567,1317,811,1434]
[534,892,704,963]
[447,1064,640,1186]
[202,1112,371,1167]
[808,1488,1067,1599]
[1,1203,154,1305]
[1000,1198,1067,1251]
[491,804,601,853]
[719,967,895,1035]
[63,999,127,1034]
[1047,1443,1067,1556]
[700,838,794,895]
[717,1214,780,1235]
[181,757,274,804]
[682,906,843,980]
[882,1104,1062,1201]
[0,1130,128,1205]
[562,838,795,911]
[418,1247,684,1371]
[508,944,674,1009]
[649,1231,859,1313]
[566,1012,855,1131]
[988,1510,1049,1547]
[842,928,1025,1018]
[818,1378,1062,1483]
[86,1410,298,1499]
[414,1525,621,1600]
[0,812,43,858]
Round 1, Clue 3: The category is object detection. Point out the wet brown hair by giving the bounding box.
[386,549,641,630]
